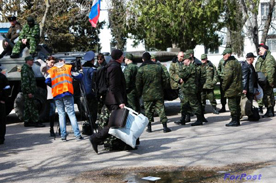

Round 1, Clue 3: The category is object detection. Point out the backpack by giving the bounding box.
[92,65,109,99]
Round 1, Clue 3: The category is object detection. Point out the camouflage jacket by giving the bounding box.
[21,63,37,94]
[255,51,276,86]
[222,56,242,97]
[6,22,22,42]
[124,63,138,94]
[179,63,200,95]
[136,60,169,101]
[217,58,225,80]
[169,58,183,89]
[200,60,218,89]
[19,23,40,41]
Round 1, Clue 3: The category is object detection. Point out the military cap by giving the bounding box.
[201,54,207,60]
[222,48,232,55]
[186,49,194,55]
[25,56,34,62]
[246,52,257,58]
[125,53,134,60]
[183,54,191,60]
[258,43,269,50]
[7,16,16,21]
[151,54,156,59]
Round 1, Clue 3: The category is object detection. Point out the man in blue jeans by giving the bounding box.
[45,60,83,141]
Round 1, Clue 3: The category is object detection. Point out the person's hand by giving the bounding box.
[4,41,8,46]
[22,39,27,44]
[28,93,34,98]
[242,90,247,94]
[0,100,5,104]
[119,103,125,109]
[179,78,183,84]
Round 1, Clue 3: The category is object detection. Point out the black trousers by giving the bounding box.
[91,104,119,144]
[0,103,6,143]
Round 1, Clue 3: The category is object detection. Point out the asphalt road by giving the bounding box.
[1,101,276,183]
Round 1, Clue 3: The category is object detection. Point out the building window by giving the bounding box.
[266,39,276,52]
[261,3,276,19]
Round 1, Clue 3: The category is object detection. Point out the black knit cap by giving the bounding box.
[111,49,123,60]
[142,52,151,60]
[258,43,269,50]
[7,16,16,21]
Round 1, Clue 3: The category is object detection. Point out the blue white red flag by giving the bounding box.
[89,0,101,27]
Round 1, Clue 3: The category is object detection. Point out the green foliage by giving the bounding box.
[126,0,225,51]
[1,0,104,53]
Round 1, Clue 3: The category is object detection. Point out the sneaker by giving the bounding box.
[76,135,84,141]
[61,136,67,142]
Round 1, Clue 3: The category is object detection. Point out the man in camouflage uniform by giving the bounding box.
[179,54,203,126]
[11,17,40,58]
[136,52,171,133]
[255,43,276,117]
[221,48,243,127]
[217,57,227,112]
[200,54,219,114]
[0,16,22,58]
[124,53,140,112]
[21,56,45,127]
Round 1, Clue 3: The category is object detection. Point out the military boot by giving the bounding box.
[212,106,219,114]
[185,114,191,122]
[191,115,203,126]
[263,107,274,118]
[146,123,152,132]
[174,113,186,125]
[226,116,240,127]
[219,105,226,113]
[201,107,208,122]
[162,123,171,133]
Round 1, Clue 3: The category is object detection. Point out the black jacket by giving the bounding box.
[241,61,258,95]
[105,60,127,106]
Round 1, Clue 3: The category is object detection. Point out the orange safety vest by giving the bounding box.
[47,64,74,97]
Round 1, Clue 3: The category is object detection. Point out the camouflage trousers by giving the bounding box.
[219,82,227,106]
[182,93,202,116]
[23,94,39,123]
[227,96,241,118]
[201,89,217,107]
[144,99,168,124]
[127,90,140,112]
[179,88,192,115]
[263,86,275,108]
[12,38,38,54]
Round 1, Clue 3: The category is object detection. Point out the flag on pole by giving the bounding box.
[89,0,101,27]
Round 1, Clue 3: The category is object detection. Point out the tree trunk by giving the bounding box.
[40,0,51,38]
[261,0,275,43]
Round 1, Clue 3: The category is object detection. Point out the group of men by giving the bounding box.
[0,15,40,59]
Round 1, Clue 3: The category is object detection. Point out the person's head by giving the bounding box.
[27,16,35,27]
[46,56,56,68]
[201,54,207,64]
[222,48,232,61]
[125,53,134,64]
[97,53,105,65]
[83,51,95,65]
[142,52,151,62]
[25,56,34,66]
[183,54,191,66]
[7,16,17,26]
[258,43,268,56]
[111,49,124,63]
[177,51,184,62]
[151,54,156,62]
[186,49,194,57]
[246,52,256,65]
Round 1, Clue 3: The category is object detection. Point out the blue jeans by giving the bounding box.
[55,95,81,138]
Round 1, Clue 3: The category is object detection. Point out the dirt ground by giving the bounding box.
[72,162,269,183]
